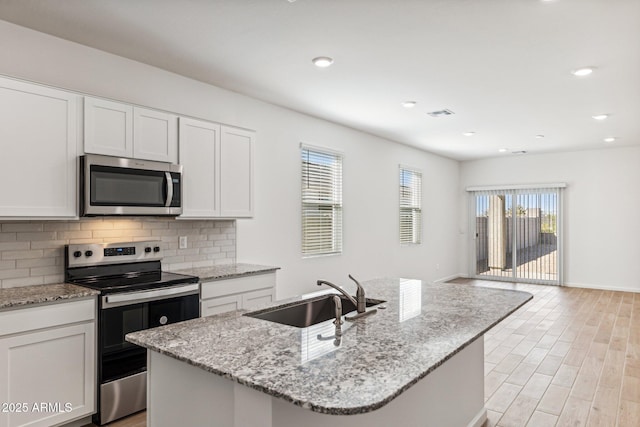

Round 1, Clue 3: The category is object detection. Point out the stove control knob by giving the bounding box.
[73,251,82,258]
[153,246,160,253]
[85,250,93,257]
[144,247,152,253]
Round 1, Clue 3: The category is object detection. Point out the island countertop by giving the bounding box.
[126,278,532,415]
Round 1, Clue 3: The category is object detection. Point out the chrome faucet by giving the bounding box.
[317,274,376,320]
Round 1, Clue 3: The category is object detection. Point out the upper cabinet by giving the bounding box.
[0,77,79,218]
[220,125,254,217]
[84,96,178,163]
[179,119,254,219]
[133,107,178,163]
[179,117,221,218]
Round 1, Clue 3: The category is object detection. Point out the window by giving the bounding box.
[301,146,343,256]
[399,167,422,244]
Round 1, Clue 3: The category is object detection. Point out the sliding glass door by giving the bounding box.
[470,187,562,285]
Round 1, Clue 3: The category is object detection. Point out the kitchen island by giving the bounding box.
[127,278,532,427]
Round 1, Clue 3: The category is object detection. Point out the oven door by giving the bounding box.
[100,283,200,382]
[97,284,199,425]
[81,154,182,216]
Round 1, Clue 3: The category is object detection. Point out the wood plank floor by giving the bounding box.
[450,278,640,427]
[87,279,640,427]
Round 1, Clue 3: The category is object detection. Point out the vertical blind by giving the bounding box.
[399,167,422,244]
[301,146,343,256]
[468,184,564,285]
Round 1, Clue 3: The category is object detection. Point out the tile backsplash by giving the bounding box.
[0,218,236,288]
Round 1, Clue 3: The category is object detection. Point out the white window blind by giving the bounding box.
[400,167,422,244]
[301,146,343,256]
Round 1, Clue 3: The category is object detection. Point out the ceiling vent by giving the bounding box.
[426,109,454,118]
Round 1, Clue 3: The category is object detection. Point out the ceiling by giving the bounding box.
[0,0,638,161]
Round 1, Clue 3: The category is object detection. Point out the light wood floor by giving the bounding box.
[450,278,640,427]
[88,279,640,427]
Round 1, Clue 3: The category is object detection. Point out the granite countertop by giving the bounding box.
[0,283,100,310]
[127,278,532,415]
[169,263,279,281]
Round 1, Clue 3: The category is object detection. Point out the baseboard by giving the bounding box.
[563,282,640,294]
[467,407,487,427]
[434,273,465,283]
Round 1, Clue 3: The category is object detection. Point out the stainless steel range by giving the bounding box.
[64,241,199,425]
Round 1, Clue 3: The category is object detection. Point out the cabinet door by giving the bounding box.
[179,117,220,218]
[0,322,95,427]
[0,77,78,218]
[201,294,242,317]
[241,288,274,310]
[84,96,133,158]
[133,107,178,163]
[220,126,254,217]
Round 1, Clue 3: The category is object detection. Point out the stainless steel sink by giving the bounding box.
[244,295,386,328]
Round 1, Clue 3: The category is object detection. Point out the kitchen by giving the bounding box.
[0,1,639,427]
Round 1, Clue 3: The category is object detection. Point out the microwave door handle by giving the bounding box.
[164,172,173,207]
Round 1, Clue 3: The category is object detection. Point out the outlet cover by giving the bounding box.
[179,236,188,249]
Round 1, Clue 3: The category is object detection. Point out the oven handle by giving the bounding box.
[165,172,173,207]
[103,283,199,308]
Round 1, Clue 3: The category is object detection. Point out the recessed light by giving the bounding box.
[604,137,616,143]
[592,114,609,121]
[498,148,508,153]
[463,132,475,137]
[402,101,417,108]
[572,67,594,77]
[312,57,334,68]
[535,134,545,139]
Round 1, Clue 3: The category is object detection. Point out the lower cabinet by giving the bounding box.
[201,272,275,317]
[0,299,96,427]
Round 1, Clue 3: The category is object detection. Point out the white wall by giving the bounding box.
[460,147,640,293]
[0,20,460,298]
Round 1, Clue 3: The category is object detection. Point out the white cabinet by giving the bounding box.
[200,272,275,317]
[84,96,177,163]
[0,77,79,218]
[84,97,133,158]
[0,298,96,427]
[220,125,254,217]
[179,117,221,218]
[179,119,254,219]
[133,107,178,162]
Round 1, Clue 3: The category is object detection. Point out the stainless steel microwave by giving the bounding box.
[80,154,183,216]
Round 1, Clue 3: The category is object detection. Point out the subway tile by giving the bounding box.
[1,223,43,232]
[44,274,65,284]
[58,230,93,240]
[16,257,57,268]
[0,241,30,251]
[0,260,16,270]
[43,222,80,231]
[0,233,17,242]
[0,268,30,280]
[30,265,62,277]
[30,240,68,249]
[2,249,44,260]
[2,276,44,288]
[16,232,57,241]
[80,220,114,230]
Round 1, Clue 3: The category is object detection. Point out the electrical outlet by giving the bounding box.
[436,263,440,271]
[179,236,188,249]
